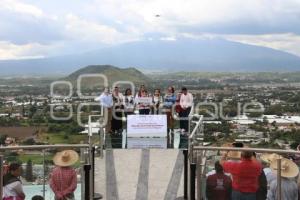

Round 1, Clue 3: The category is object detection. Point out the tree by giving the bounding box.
[22,138,36,145]
[29,104,37,119]
[5,152,21,163]
[25,159,34,182]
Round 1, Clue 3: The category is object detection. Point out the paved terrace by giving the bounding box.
[95,149,185,200]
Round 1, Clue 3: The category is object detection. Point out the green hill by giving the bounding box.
[66,65,150,89]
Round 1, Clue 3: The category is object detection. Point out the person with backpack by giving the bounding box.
[3,163,25,200]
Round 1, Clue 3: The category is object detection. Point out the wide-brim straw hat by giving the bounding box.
[53,150,79,167]
[270,158,299,178]
[220,143,241,159]
[260,153,281,164]
[227,151,242,159]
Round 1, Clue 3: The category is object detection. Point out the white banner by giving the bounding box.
[127,115,167,137]
[135,97,152,105]
[127,137,167,149]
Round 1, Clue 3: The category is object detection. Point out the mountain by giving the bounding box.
[66,65,150,87]
[1,38,300,75]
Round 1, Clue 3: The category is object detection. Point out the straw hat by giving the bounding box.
[227,151,241,159]
[260,153,281,164]
[53,150,79,167]
[220,143,233,155]
[221,143,245,160]
[270,158,299,178]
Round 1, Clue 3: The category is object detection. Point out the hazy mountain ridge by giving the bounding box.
[1,38,300,75]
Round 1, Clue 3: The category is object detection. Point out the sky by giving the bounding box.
[1,0,300,60]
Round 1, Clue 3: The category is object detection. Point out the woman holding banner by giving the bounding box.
[152,89,163,114]
[136,85,151,115]
[123,88,135,118]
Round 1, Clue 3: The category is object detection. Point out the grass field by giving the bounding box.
[39,133,89,144]
[2,131,100,164]
[18,154,53,164]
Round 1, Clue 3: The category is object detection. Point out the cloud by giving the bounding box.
[0,0,44,18]
[224,33,300,57]
[1,0,300,60]
[64,14,132,44]
[0,0,64,45]
[180,32,300,57]
[160,36,176,41]
[0,41,54,60]
[88,0,300,34]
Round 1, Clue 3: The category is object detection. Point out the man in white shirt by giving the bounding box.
[95,87,113,134]
[179,87,193,132]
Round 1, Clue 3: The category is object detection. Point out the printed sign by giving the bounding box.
[127,115,167,137]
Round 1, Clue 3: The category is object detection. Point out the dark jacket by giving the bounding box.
[206,172,232,200]
[256,170,267,200]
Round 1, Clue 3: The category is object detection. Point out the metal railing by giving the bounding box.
[186,115,204,200]
[186,118,300,200]
[0,144,95,200]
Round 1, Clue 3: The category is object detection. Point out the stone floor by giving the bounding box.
[94,149,185,200]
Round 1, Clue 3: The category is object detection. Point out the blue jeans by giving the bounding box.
[232,190,256,200]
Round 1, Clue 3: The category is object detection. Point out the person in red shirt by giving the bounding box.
[206,161,232,200]
[221,150,262,200]
[50,150,78,200]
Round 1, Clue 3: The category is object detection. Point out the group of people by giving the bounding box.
[3,150,79,200]
[95,85,194,134]
[3,146,300,200]
[206,142,300,200]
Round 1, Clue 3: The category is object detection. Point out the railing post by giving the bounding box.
[91,147,103,200]
[189,142,194,163]
[188,115,191,134]
[0,155,3,199]
[42,149,46,199]
[99,128,104,158]
[197,153,202,200]
[91,147,95,198]
[190,163,196,200]
[188,136,194,200]
[277,158,282,200]
[183,149,188,199]
[84,164,92,200]
[80,148,86,200]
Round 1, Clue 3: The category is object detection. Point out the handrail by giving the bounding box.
[191,145,300,200]
[0,144,91,200]
[0,144,90,150]
[192,146,300,155]
[187,114,300,200]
